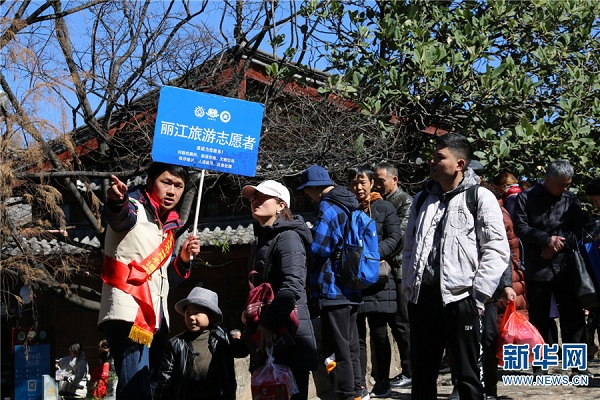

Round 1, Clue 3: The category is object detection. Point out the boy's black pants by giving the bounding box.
[409,284,483,400]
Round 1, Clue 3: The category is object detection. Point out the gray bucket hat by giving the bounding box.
[175,287,223,325]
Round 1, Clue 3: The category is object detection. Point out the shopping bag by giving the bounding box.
[496,300,545,366]
[245,330,296,371]
[251,347,298,400]
[572,242,599,309]
[581,239,600,293]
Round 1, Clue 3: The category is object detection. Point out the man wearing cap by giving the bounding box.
[297,164,364,400]
[155,286,237,400]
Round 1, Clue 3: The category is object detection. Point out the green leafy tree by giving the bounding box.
[309,0,600,186]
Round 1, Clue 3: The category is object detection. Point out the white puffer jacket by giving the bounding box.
[402,170,510,309]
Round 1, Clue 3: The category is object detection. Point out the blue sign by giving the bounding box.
[152,86,265,177]
[15,344,51,400]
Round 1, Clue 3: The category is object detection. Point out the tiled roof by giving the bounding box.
[194,224,256,246]
[3,190,316,257]
[2,235,101,257]
[2,225,253,257]
[2,216,315,257]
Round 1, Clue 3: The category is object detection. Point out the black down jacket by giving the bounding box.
[249,215,318,373]
[359,198,402,314]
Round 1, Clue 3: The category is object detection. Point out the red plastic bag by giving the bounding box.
[496,300,544,366]
[251,347,298,400]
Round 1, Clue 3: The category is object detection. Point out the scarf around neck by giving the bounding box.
[359,191,383,216]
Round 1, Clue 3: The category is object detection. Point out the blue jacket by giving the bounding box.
[310,186,362,305]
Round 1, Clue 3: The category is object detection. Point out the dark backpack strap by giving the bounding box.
[413,186,479,236]
[466,184,480,221]
[413,191,430,237]
[415,191,429,215]
[323,197,352,216]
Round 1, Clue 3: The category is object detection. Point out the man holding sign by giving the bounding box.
[98,162,200,400]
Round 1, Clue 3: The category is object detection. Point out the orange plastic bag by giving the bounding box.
[496,300,544,366]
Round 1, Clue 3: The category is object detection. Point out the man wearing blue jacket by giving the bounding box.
[298,164,364,400]
[402,134,510,400]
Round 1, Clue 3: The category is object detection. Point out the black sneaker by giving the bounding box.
[359,386,370,400]
[370,380,392,398]
[389,374,412,387]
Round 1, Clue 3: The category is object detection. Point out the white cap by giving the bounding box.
[241,180,291,208]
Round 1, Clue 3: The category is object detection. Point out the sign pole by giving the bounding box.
[190,169,205,262]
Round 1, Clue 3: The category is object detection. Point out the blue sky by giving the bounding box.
[5,1,331,138]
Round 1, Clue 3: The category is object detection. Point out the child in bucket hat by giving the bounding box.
[174,286,224,325]
[155,287,240,400]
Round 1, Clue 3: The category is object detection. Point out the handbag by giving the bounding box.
[571,240,599,309]
[241,271,299,336]
[242,234,301,336]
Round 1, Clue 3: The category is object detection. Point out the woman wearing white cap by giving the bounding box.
[241,180,318,400]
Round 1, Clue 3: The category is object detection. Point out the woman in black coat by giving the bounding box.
[241,180,318,400]
[348,166,402,398]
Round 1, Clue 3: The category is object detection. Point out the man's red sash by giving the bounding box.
[102,231,174,347]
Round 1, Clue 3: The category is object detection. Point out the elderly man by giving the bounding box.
[513,160,589,374]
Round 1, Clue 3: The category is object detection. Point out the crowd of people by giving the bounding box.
[61,133,599,400]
